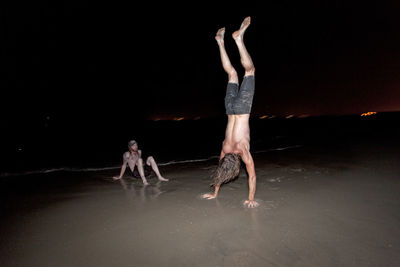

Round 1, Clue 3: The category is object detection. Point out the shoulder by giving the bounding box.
[123,152,130,159]
[236,140,250,150]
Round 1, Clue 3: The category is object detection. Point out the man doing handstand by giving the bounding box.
[202,16,258,208]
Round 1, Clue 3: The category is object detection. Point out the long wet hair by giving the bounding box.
[211,153,241,187]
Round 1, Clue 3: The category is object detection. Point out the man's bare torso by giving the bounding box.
[222,114,250,155]
[124,150,141,172]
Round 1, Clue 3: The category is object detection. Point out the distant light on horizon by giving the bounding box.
[286,115,294,119]
[173,117,185,121]
[298,114,310,118]
[151,116,203,121]
[361,112,377,117]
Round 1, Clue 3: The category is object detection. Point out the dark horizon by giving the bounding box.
[2,1,400,126]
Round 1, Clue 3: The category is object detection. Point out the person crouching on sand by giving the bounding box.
[202,16,258,208]
[113,140,169,185]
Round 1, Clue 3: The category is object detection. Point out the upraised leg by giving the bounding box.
[136,158,149,185]
[146,156,169,181]
[233,16,255,76]
[216,27,238,84]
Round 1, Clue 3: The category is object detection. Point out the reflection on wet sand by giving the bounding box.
[117,178,164,202]
[2,140,400,267]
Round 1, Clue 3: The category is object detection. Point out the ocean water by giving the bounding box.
[1,112,399,177]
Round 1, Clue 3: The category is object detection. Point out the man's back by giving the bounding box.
[222,114,251,155]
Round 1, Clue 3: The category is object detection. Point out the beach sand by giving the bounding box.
[1,141,400,266]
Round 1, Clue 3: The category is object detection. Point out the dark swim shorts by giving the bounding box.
[133,164,152,179]
[225,75,255,115]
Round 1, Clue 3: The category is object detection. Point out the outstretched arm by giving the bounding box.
[113,154,129,180]
[241,150,259,208]
[202,148,224,199]
[113,162,127,180]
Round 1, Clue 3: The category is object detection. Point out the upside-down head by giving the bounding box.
[211,153,241,187]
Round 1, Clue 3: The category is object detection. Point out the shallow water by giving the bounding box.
[1,143,400,266]
[3,112,398,177]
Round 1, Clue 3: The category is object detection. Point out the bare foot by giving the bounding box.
[158,176,169,182]
[232,16,251,40]
[243,199,259,208]
[112,176,121,180]
[215,27,225,43]
[202,193,217,200]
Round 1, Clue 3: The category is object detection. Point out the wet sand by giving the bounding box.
[1,142,400,266]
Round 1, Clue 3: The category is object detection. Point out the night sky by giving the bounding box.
[2,1,400,125]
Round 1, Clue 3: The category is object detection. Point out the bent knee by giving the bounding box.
[228,70,239,83]
[245,67,255,77]
[146,156,154,165]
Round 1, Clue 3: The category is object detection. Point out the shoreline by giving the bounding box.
[1,140,400,266]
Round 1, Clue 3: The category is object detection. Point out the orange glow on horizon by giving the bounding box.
[299,114,310,118]
[361,112,377,117]
[173,117,185,121]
